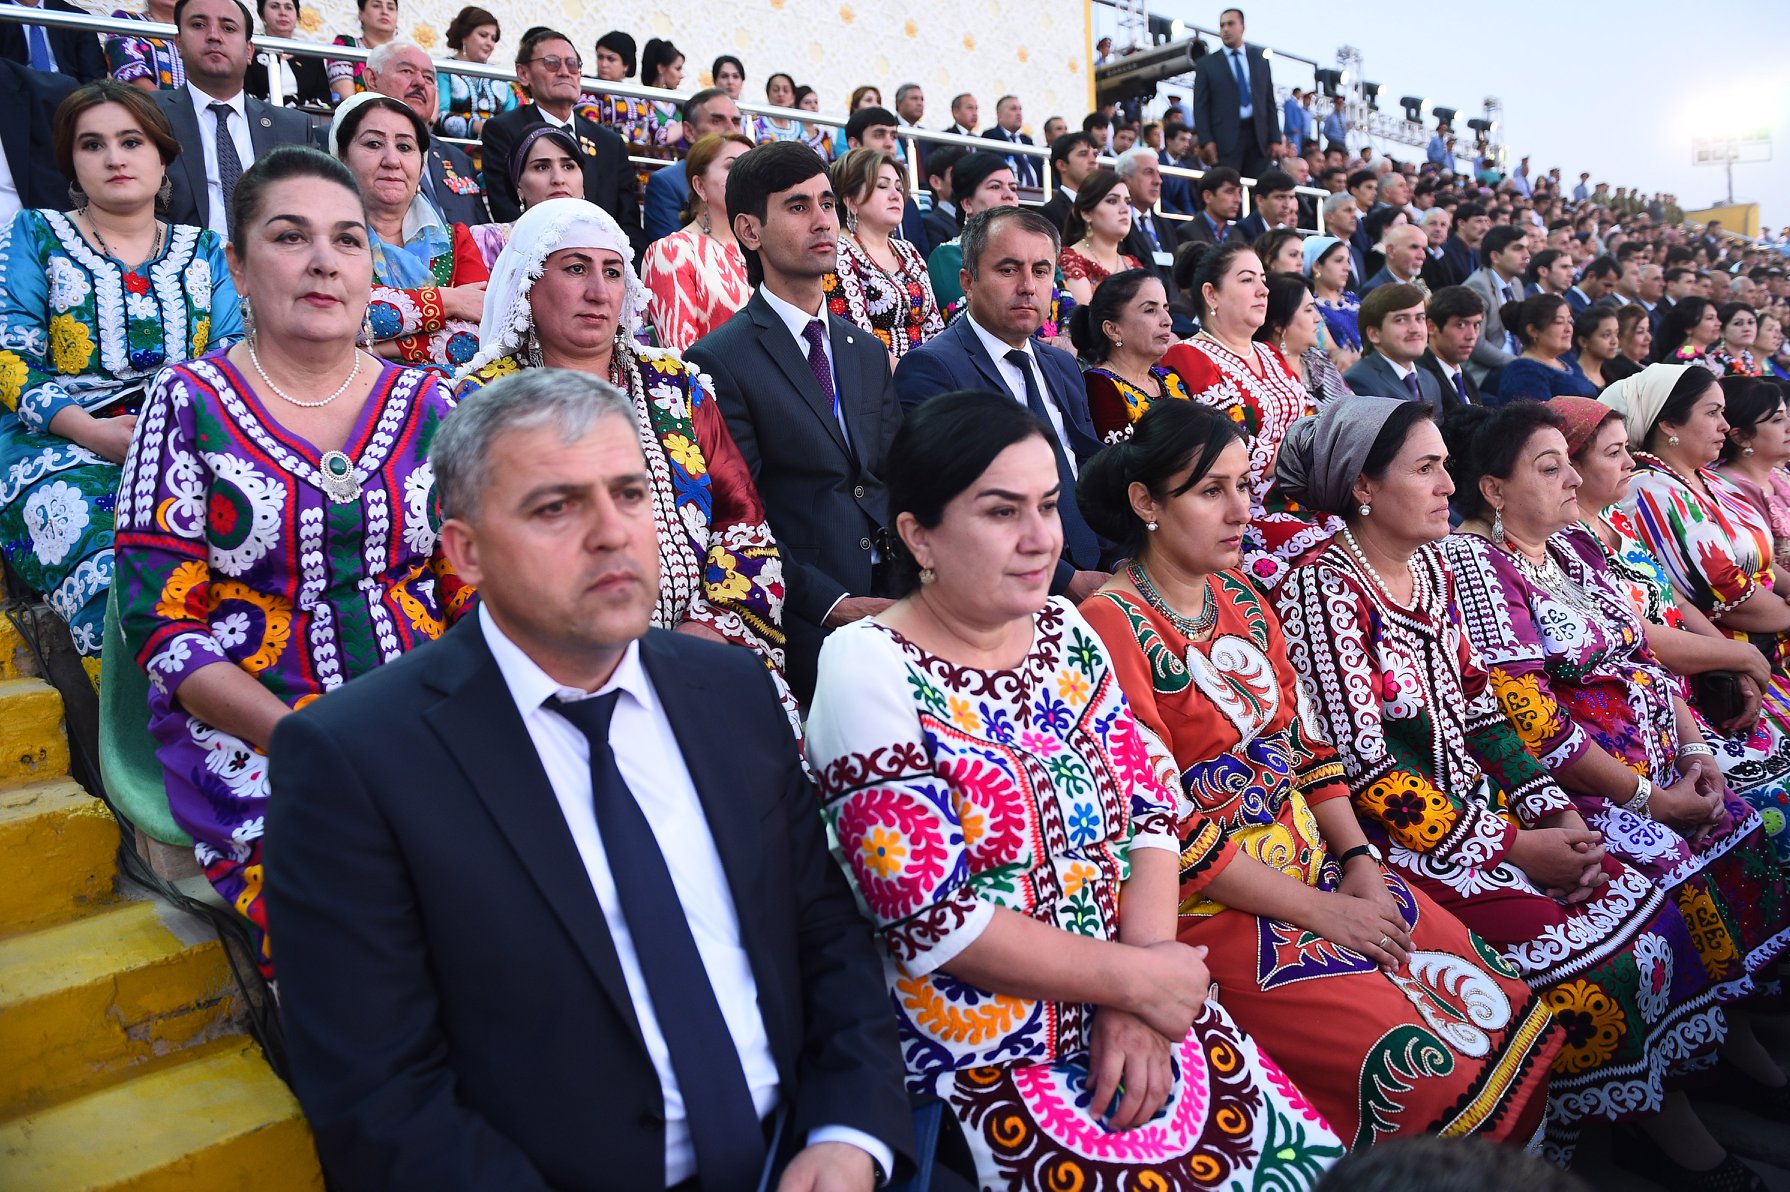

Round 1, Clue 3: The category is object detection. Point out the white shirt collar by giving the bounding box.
[1059,185,1077,202]
[966,312,1032,366]
[536,105,573,129]
[188,83,247,120]
[757,283,826,341]
[479,604,656,723]
[1385,355,1418,379]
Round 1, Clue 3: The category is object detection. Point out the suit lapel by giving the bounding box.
[163,93,210,229]
[421,619,642,1034]
[956,319,1013,394]
[0,73,24,181]
[245,97,275,158]
[750,294,851,457]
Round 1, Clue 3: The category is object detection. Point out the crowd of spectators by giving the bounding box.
[8,2,1790,1190]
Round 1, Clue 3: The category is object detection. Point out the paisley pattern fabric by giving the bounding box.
[1057,245,1143,287]
[1082,578,1558,1150]
[1164,336,1343,590]
[1084,363,1193,444]
[807,598,1344,1189]
[1442,529,1790,995]
[1276,542,1728,1161]
[824,234,944,360]
[0,211,240,656]
[114,355,471,979]
[640,229,750,353]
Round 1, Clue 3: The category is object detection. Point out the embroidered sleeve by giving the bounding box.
[1083,372,1134,444]
[367,285,447,341]
[0,212,82,434]
[325,35,359,84]
[198,232,245,350]
[1058,248,1091,281]
[103,23,162,85]
[908,240,946,345]
[1624,470,1760,617]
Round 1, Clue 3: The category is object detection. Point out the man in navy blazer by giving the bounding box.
[643,87,743,243]
[1,0,108,82]
[1344,282,1446,409]
[1191,7,1280,178]
[895,207,1109,602]
[0,60,75,217]
[267,369,912,1191]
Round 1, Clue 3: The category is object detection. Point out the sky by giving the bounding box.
[1096,0,1790,234]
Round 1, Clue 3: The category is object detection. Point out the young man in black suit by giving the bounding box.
[685,142,903,704]
[266,369,912,1191]
[1420,284,1487,406]
[481,27,643,253]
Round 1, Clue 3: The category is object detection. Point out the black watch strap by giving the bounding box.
[1337,844,1376,867]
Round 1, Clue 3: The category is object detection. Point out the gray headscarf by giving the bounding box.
[1276,395,1410,516]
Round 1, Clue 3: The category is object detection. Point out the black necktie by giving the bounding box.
[1452,369,1470,403]
[551,693,766,1188]
[1004,348,1099,571]
[208,102,243,234]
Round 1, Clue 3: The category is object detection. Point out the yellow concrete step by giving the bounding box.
[0,613,35,679]
[0,901,240,1117]
[0,780,118,935]
[0,677,69,791]
[0,1038,323,1191]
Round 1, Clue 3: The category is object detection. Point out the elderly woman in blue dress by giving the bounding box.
[0,81,239,664]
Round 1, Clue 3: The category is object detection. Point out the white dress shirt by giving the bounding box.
[479,607,892,1185]
[186,84,254,239]
[964,314,1076,475]
[759,282,838,402]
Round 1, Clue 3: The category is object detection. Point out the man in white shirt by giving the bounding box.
[266,368,912,1190]
[1419,283,1487,406]
[1345,283,1445,407]
[153,0,309,236]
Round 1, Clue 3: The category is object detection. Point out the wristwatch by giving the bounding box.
[1336,843,1383,868]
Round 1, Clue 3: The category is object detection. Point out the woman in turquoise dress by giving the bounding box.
[0,82,240,661]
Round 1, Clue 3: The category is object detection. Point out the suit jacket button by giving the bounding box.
[859,537,872,550]
[853,484,865,499]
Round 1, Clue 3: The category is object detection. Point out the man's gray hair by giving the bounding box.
[1114,146,1158,178]
[1322,191,1356,218]
[960,207,1059,280]
[894,82,921,106]
[366,38,429,77]
[431,368,633,522]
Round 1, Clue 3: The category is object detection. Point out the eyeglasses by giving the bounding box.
[522,54,582,74]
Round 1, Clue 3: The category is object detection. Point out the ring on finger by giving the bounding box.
[1378,935,1390,950]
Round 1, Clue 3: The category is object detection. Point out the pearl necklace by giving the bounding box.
[1340,524,1429,609]
[248,338,362,409]
[1125,560,1217,638]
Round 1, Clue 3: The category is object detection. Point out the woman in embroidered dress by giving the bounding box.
[1162,242,1340,590]
[1077,401,1558,1151]
[1257,272,1353,409]
[1057,170,1141,309]
[326,0,397,102]
[1073,270,1189,443]
[462,126,583,269]
[577,32,653,150]
[1273,396,1751,1180]
[105,0,182,91]
[1305,235,1362,373]
[453,200,794,727]
[113,147,470,981]
[755,73,808,148]
[434,6,515,141]
[1715,377,1790,562]
[822,148,943,365]
[640,133,752,352]
[808,390,1344,1191]
[1708,304,1763,379]
[1656,297,1723,373]
[331,93,485,373]
[637,39,686,155]
[1438,402,1790,1119]
[0,83,240,662]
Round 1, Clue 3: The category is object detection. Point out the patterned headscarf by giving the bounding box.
[1553,395,1620,457]
[1276,394,1408,516]
[459,198,647,378]
[1598,362,1693,450]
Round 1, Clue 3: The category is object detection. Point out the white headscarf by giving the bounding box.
[1598,362,1694,450]
[329,91,445,244]
[459,198,648,377]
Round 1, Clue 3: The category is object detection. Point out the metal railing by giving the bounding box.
[1,4,1328,233]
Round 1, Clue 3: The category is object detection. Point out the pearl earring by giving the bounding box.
[1358,503,1371,517]
[918,567,936,585]
[1668,435,1680,447]
[1145,520,1158,532]
[1744,446,1756,457]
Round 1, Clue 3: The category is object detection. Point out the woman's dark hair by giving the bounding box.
[1060,169,1125,245]
[640,38,682,87]
[334,94,429,157]
[792,85,816,107]
[1359,401,1435,489]
[1645,364,1719,448]
[1499,293,1567,351]
[1718,301,1758,335]
[54,80,181,182]
[1655,296,1712,361]
[711,54,744,84]
[887,391,1048,593]
[1254,227,1302,276]
[1440,400,1565,521]
[764,71,795,99]
[444,5,498,51]
[1256,273,1313,344]
[1067,269,1157,363]
[1077,401,1246,556]
[1188,240,1258,320]
[1717,376,1787,464]
[231,145,364,247]
[594,30,636,76]
[1571,305,1617,355]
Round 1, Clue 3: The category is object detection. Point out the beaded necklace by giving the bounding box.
[1124,560,1217,638]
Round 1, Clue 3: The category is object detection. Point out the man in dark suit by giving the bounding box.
[0,59,75,217]
[1158,122,1197,216]
[1420,284,1487,407]
[266,368,912,1191]
[1191,7,1280,178]
[482,27,642,253]
[1180,166,1242,248]
[943,91,977,138]
[1116,147,1182,298]
[1320,192,1368,289]
[686,143,902,703]
[1360,223,1430,298]
[642,87,742,243]
[1038,131,1097,236]
[1233,168,1296,242]
[362,40,489,226]
[1440,201,1489,288]
[1344,283,1445,409]
[894,206,1109,603]
[153,0,311,238]
[980,94,1038,187]
[920,144,965,253]
[1,0,108,82]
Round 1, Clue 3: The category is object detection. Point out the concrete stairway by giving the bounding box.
[0,611,323,1190]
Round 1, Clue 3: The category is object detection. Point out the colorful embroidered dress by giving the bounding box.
[324,33,372,94]
[1441,529,1790,991]
[1715,465,1790,563]
[366,225,482,372]
[114,355,470,979]
[105,9,184,88]
[576,93,657,149]
[1058,245,1142,289]
[435,69,516,140]
[1084,363,1193,444]
[823,234,944,360]
[640,229,749,353]
[1083,578,1558,1151]
[1592,508,1790,861]
[808,599,1345,1191]
[1277,541,1727,1161]
[454,344,795,726]
[0,210,239,657]
[1707,344,1761,378]
[1315,292,1362,353]
[1164,336,1342,589]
